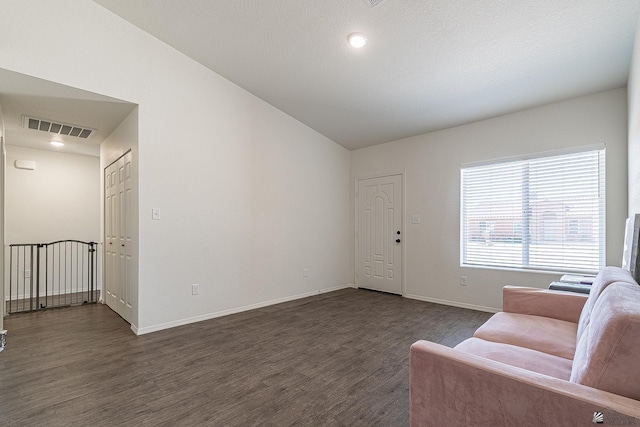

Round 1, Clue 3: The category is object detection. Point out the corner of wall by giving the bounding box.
[628,12,640,217]
[0,103,4,331]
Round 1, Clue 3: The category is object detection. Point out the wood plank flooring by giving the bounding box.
[6,290,101,314]
[0,288,492,426]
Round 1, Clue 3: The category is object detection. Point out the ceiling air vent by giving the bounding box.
[23,116,95,139]
[363,0,385,7]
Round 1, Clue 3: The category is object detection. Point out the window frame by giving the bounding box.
[460,145,606,274]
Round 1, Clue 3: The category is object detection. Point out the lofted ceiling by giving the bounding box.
[93,0,640,150]
[0,68,136,157]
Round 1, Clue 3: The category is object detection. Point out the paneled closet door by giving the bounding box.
[105,159,120,316]
[104,152,133,324]
[121,151,133,323]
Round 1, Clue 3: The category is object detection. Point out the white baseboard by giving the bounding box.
[404,293,499,314]
[135,283,355,336]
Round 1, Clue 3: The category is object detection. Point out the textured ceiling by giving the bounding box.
[93,0,640,150]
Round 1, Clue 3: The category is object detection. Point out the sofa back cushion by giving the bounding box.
[576,266,635,340]
[570,282,640,400]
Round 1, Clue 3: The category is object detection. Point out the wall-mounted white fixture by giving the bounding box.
[50,141,64,147]
[14,160,36,170]
[348,33,367,48]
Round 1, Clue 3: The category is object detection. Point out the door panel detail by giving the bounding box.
[357,175,402,294]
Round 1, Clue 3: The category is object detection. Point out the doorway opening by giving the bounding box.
[7,240,98,313]
[0,68,138,330]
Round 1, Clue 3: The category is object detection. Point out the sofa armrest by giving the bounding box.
[410,340,640,427]
[502,286,588,323]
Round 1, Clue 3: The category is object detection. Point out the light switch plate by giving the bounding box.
[411,215,421,224]
[152,208,161,220]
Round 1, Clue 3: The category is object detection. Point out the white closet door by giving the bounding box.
[104,153,133,324]
[122,151,134,322]
[105,160,120,316]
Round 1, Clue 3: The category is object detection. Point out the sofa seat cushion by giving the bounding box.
[455,337,573,380]
[473,312,577,360]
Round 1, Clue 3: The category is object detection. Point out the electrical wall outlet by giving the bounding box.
[191,284,199,295]
[303,269,309,278]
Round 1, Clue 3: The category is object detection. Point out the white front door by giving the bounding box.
[357,175,402,294]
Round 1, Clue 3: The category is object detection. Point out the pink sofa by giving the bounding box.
[410,267,640,426]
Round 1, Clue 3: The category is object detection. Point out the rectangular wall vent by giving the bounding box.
[23,116,95,139]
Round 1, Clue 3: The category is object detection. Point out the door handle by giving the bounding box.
[396,239,401,243]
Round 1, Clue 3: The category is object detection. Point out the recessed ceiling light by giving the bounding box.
[50,141,64,147]
[348,33,367,48]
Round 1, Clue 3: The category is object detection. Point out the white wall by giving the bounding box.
[0,0,352,333]
[5,146,100,244]
[3,1,626,331]
[628,13,640,217]
[4,145,101,305]
[351,88,628,311]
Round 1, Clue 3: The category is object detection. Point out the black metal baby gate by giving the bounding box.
[8,240,98,314]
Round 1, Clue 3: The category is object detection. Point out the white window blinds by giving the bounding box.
[461,148,605,273]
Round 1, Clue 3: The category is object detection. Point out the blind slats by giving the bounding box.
[461,148,605,273]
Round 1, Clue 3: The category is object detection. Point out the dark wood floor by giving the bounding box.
[6,290,101,314]
[0,288,491,426]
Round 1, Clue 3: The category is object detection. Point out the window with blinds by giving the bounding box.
[461,147,605,273]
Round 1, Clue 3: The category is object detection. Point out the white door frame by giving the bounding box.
[354,171,406,296]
